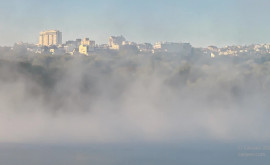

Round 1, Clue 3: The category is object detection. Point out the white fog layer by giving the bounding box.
[0,53,269,143]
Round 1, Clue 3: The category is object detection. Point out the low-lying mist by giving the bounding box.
[0,53,270,144]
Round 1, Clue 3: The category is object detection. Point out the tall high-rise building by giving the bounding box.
[39,30,62,46]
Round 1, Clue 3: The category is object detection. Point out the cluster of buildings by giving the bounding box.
[11,30,270,58]
[206,44,270,58]
[14,30,193,56]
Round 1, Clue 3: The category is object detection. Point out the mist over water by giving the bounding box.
[0,53,270,144]
[3,0,270,164]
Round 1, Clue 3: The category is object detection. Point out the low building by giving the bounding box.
[137,43,153,53]
[153,42,192,55]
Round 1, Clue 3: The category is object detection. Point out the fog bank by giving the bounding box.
[0,54,269,143]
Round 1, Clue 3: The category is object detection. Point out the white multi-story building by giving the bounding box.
[39,30,62,46]
[64,39,81,54]
[79,38,95,55]
[153,42,192,54]
[108,36,126,50]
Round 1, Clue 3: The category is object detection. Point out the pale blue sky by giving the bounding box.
[0,0,270,47]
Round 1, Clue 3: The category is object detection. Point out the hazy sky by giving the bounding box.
[1,0,270,47]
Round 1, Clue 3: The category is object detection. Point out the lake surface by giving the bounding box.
[1,141,270,165]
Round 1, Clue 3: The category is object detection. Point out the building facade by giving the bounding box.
[79,38,95,55]
[108,36,126,50]
[153,42,192,54]
[39,30,62,46]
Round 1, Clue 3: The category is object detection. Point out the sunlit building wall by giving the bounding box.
[39,30,62,46]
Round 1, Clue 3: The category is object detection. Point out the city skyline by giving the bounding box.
[11,29,270,58]
[1,0,270,47]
